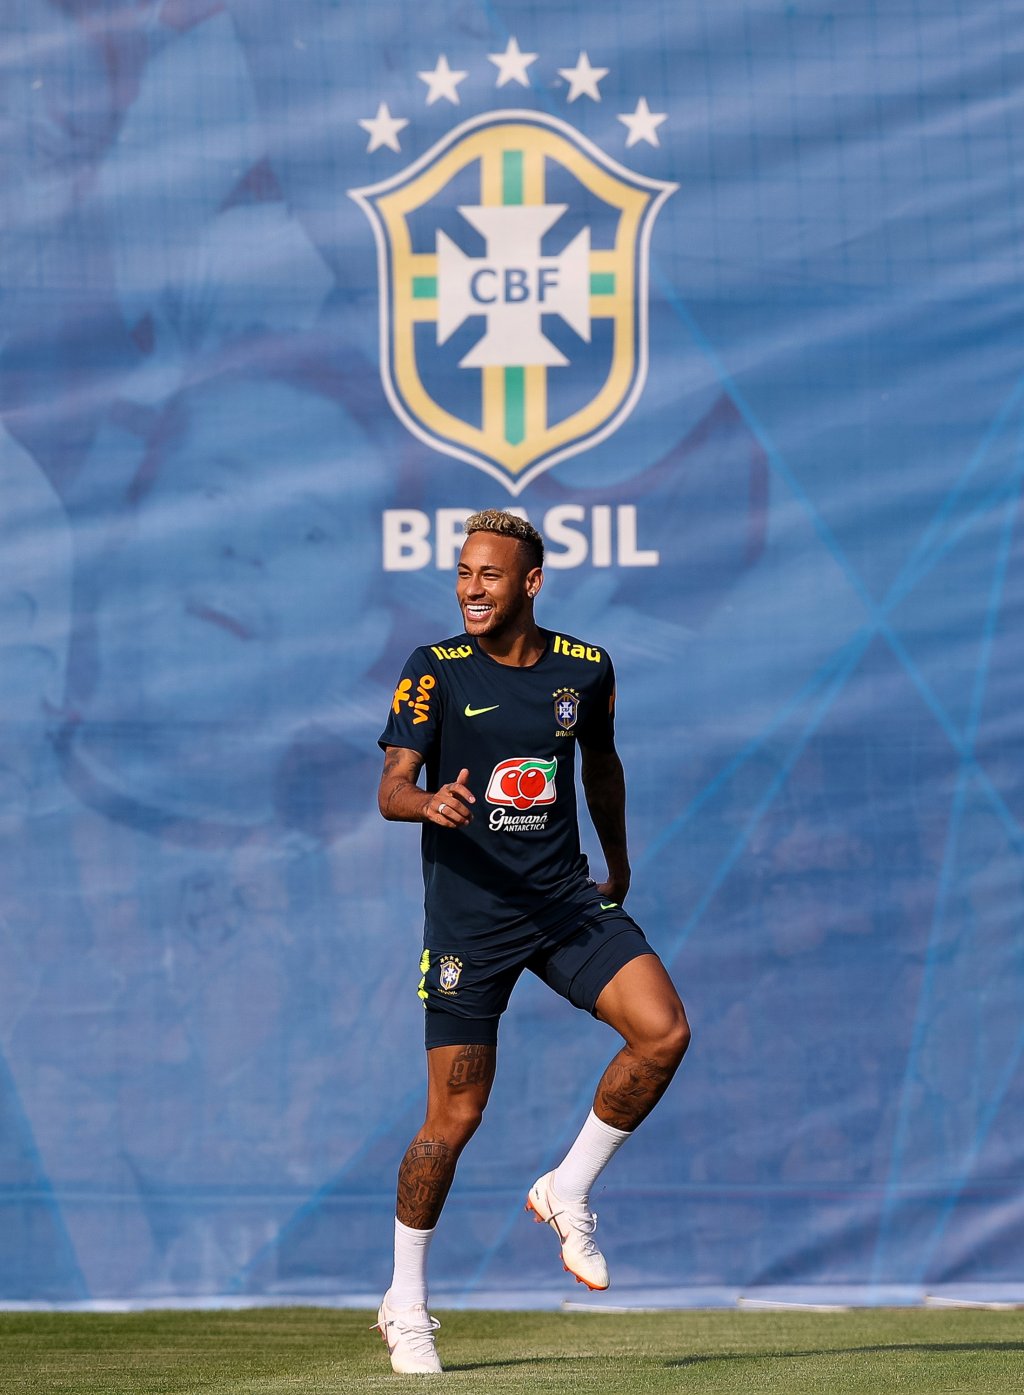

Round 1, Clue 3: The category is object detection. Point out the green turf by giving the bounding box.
[2,1307,1022,1394]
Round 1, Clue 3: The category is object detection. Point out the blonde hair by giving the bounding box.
[464,509,544,568]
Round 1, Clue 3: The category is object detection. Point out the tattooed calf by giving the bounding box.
[397,1137,455,1229]
[596,1051,676,1131]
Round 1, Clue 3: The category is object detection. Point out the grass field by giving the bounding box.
[3,1306,1022,1394]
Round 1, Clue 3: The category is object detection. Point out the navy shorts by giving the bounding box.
[419,882,656,1049]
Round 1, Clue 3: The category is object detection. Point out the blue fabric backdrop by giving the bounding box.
[2,0,1023,1305]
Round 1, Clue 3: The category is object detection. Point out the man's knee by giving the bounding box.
[450,1090,489,1136]
[635,1003,690,1069]
[425,1088,489,1145]
[424,1041,496,1144]
[597,955,690,1066]
[666,1011,691,1066]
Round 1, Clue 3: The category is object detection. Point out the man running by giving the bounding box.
[374,508,690,1374]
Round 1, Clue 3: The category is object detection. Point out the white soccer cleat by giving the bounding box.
[373,1291,443,1375]
[525,1170,610,1291]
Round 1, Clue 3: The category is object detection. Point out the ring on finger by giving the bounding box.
[438,801,447,815]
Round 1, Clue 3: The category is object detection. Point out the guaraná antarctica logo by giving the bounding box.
[350,40,676,495]
[485,755,558,833]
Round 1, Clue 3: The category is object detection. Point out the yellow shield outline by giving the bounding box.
[350,110,676,495]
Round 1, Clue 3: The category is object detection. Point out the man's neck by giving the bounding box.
[476,621,546,667]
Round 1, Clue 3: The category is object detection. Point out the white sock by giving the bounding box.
[388,1218,435,1309]
[552,1109,632,1211]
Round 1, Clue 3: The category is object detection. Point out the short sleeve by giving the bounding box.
[577,656,616,752]
[378,650,442,756]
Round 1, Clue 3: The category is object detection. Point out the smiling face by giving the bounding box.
[456,531,542,641]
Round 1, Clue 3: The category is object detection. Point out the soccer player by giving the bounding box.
[374,509,690,1374]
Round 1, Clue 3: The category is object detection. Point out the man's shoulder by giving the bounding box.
[416,633,475,665]
[546,628,612,670]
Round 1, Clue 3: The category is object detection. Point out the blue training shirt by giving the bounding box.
[378,629,616,936]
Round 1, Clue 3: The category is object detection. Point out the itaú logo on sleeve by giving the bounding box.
[485,757,556,832]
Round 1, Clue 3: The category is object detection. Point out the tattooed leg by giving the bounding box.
[446,1042,493,1089]
[395,1042,497,1229]
[594,1049,677,1131]
[592,954,691,1131]
[396,1137,457,1229]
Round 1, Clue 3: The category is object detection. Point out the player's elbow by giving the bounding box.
[378,783,399,820]
[581,745,622,777]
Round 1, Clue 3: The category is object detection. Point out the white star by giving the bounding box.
[488,36,538,88]
[617,95,668,148]
[357,101,409,153]
[558,50,609,103]
[418,54,468,106]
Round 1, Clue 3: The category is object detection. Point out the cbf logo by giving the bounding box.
[438,955,463,994]
[554,688,580,731]
[351,56,676,495]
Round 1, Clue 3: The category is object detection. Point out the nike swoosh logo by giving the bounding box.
[464,704,499,717]
[600,902,619,911]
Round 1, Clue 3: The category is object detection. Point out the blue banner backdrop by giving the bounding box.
[1,0,1023,1305]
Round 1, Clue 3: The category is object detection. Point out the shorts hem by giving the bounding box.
[572,939,658,1014]
[424,1013,501,1050]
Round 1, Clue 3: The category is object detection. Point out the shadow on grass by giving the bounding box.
[446,1357,592,1372]
[669,1342,1024,1368]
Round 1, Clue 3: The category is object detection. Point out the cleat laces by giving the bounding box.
[554,1200,602,1257]
[373,1307,441,1360]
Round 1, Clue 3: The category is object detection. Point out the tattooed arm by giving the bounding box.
[580,743,631,904]
[378,746,475,828]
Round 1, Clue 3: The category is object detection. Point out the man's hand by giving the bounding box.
[379,749,475,829]
[424,767,474,828]
[595,873,631,906]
